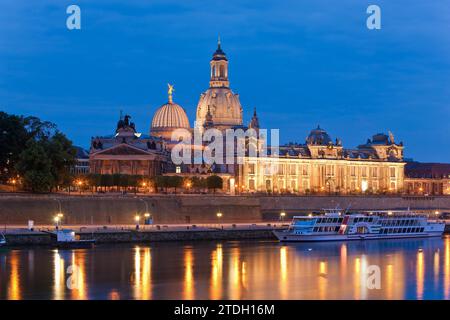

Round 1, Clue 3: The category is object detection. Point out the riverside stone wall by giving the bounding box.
[0,194,261,225]
[0,194,449,225]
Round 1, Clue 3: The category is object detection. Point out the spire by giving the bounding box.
[167,83,174,103]
[204,105,214,128]
[249,107,260,130]
[210,38,229,87]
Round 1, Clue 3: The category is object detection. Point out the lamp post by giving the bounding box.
[280,211,286,222]
[77,180,83,194]
[135,215,140,230]
[185,181,191,194]
[11,179,16,192]
[54,216,60,230]
[216,212,223,228]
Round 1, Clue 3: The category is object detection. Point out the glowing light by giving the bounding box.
[183,248,195,299]
[417,250,424,299]
[361,180,368,192]
[280,211,286,217]
[53,216,60,223]
[134,215,140,222]
[144,213,150,218]
[216,212,223,218]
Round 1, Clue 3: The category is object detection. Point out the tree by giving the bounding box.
[1,112,75,191]
[16,140,54,192]
[154,175,169,193]
[44,132,76,189]
[191,176,206,192]
[168,176,183,193]
[0,112,30,182]
[206,175,223,193]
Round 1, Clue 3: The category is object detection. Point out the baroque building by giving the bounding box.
[90,115,167,176]
[90,39,410,194]
[237,130,405,194]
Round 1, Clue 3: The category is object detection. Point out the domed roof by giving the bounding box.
[306,125,332,145]
[151,102,190,129]
[196,87,243,128]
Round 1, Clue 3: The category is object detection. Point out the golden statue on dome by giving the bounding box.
[168,83,174,103]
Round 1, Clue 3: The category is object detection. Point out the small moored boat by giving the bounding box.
[273,210,445,242]
[55,229,95,248]
[0,233,6,247]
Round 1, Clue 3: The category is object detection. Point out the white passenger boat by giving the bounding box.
[273,210,445,242]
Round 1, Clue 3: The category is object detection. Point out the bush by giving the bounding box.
[206,175,223,193]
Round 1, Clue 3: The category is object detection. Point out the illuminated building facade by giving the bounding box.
[238,130,406,194]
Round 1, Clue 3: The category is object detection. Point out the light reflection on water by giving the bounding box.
[0,236,450,300]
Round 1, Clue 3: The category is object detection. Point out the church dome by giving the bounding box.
[195,39,243,129]
[151,102,190,129]
[196,87,243,128]
[306,125,332,145]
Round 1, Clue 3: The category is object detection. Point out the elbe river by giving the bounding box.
[1,236,449,299]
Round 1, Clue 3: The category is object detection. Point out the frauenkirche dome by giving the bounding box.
[195,38,243,130]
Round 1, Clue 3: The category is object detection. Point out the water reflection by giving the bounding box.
[133,246,152,299]
[183,247,194,299]
[7,250,21,300]
[210,244,223,299]
[1,236,450,299]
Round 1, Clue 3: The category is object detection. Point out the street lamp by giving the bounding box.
[135,215,140,230]
[280,211,286,221]
[216,212,223,228]
[54,216,60,230]
[11,179,16,192]
[144,212,152,225]
[77,180,83,194]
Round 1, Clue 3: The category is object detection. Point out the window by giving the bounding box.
[362,167,367,177]
[249,179,255,190]
[326,165,334,176]
[176,166,181,173]
[248,163,255,174]
[302,165,309,176]
[390,167,396,178]
[372,167,378,178]
[290,165,297,175]
[351,166,356,177]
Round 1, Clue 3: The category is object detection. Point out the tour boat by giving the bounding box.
[273,210,445,242]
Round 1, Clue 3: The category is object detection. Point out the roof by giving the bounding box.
[73,146,89,159]
[405,162,450,178]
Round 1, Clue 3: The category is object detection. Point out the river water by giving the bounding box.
[0,236,449,300]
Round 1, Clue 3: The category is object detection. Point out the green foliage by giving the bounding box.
[191,176,206,189]
[0,112,32,182]
[1,111,76,192]
[16,140,54,192]
[206,175,223,193]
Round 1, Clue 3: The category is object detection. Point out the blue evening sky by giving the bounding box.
[1,0,449,162]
